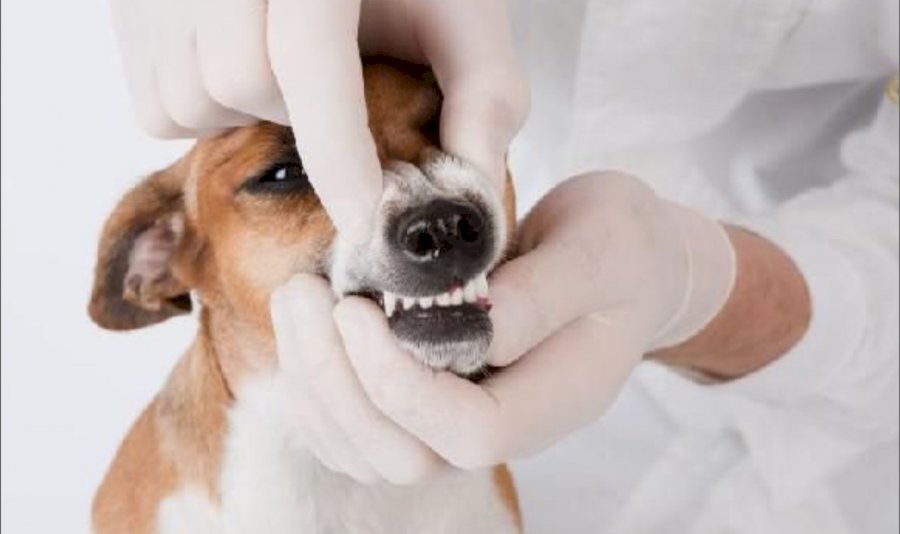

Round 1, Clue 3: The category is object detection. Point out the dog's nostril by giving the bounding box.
[455,212,484,243]
[403,221,440,259]
[396,200,488,264]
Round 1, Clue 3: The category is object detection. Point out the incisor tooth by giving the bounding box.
[384,293,398,317]
[475,274,489,298]
[436,293,452,307]
[463,280,478,303]
[450,288,464,306]
[419,296,435,309]
[403,297,417,310]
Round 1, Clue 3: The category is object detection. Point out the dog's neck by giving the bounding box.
[152,304,279,499]
[198,303,279,397]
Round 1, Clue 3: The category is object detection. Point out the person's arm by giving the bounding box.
[650,227,811,380]
[683,87,898,427]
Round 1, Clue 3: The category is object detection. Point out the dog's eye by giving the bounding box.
[242,162,310,195]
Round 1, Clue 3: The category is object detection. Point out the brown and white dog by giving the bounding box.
[88,60,520,533]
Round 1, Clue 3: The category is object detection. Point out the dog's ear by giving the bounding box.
[89,160,196,331]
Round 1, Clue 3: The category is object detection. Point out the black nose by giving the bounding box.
[394,199,492,281]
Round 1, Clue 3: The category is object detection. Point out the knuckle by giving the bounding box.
[203,63,280,115]
[384,465,428,486]
[134,109,186,139]
[476,73,531,125]
[444,422,502,470]
[384,452,437,486]
[165,97,221,131]
[566,171,653,206]
[456,73,530,130]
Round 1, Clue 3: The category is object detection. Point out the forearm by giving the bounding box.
[650,225,812,380]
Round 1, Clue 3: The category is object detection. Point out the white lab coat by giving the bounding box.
[506,1,899,532]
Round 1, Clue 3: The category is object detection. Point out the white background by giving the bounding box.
[1,2,193,531]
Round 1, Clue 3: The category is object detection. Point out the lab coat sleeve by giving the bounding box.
[720,90,899,443]
[761,0,899,88]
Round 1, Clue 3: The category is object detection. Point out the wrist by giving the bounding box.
[651,203,737,351]
[649,226,811,380]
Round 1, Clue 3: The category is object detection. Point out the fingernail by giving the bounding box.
[270,284,296,308]
[334,299,380,343]
[333,299,362,331]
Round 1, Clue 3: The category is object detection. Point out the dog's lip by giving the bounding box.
[345,274,495,379]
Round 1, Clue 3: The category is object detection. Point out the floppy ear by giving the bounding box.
[88,160,195,331]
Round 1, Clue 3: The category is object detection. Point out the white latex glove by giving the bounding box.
[270,172,735,482]
[110,0,527,243]
[271,276,448,484]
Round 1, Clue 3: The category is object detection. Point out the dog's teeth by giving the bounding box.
[475,274,489,299]
[403,297,417,311]
[463,279,479,303]
[436,293,452,307]
[384,293,398,318]
[419,296,435,309]
[450,288,464,306]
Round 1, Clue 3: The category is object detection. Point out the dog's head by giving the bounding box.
[89,61,515,377]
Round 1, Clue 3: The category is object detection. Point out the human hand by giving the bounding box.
[270,172,735,482]
[110,0,528,243]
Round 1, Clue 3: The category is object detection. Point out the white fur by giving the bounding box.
[158,371,518,534]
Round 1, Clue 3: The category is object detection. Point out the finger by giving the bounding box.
[271,291,380,484]
[486,244,600,368]
[110,0,193,138]
[274,275,446,485]
[269,306,344,474]
[154,0,258,131]
[414,0,529,192]
[304,398,382,484]
[268,0,382,245]
[195,0,289,124]
[337,298,642,469]
[486,180,613,367]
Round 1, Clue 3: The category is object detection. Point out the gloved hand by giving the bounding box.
[270,172,735,482]
[111,0,528,243]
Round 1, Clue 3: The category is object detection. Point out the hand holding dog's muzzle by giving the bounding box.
[273,172,735,479]
[272,275,447,485]
[330,172,736,470]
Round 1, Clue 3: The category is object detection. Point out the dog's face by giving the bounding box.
[89,63,515,377]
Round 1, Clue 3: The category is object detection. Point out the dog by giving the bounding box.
[88,59,521,533]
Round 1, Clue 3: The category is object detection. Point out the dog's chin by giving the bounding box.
[389,304,493,377]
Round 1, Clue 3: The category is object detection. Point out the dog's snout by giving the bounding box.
[394,199,491,281]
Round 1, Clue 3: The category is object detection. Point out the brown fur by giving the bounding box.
[90,60,519,533]
[494,465,523,530]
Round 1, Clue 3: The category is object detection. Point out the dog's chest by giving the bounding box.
[157,373,517,534]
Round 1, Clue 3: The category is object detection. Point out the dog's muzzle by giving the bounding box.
[329,155,507,376]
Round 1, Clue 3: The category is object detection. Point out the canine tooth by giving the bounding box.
[403,297,417,310]
[463,280,478,303]
[436,293,452,307]
[475,274,489,299]
[419,296,435,309]
[384,293,398,318]
[450,288,464,306]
